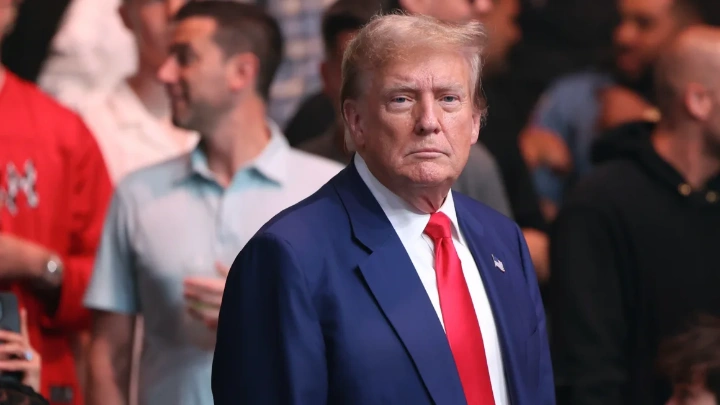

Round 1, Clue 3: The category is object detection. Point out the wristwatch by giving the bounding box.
[43,254,64,286]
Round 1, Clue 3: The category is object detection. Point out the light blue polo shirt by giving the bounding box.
[84,123,343,405]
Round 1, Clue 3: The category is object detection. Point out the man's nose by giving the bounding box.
[414,98,441,135]
[157,57,178,84]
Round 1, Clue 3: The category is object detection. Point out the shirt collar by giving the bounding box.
[353,153,462,243]
[187,119,290,186]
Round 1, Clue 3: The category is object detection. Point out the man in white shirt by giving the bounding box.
[213,12,554,405]
[73,0,197,184]
[83,3,342,405]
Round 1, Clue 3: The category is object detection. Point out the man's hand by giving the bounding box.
[184,262,230,330]
[519,126,573,175]
[0,233,51,282]
[598,86,661,131]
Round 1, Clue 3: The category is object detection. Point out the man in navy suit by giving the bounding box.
[212,13,554,405]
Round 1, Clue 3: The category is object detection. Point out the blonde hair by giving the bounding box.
[340,13,488,151]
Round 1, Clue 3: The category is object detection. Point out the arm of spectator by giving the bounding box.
[84,185,139,405]
[86,311,135,405]
[39,116,113,331]
[550,204,629,405]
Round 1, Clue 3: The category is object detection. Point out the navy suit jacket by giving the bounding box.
[212,162,555,405]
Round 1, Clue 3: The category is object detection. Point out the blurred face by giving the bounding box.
[666,381,717,405]
[344,52,481,190]
[483,0,521,73]
[158,16,234,133]
[0,0,20,41]
[402,0,494,23]
[321,30,357,119]
[121,0,187,72]
[614,0,686,81]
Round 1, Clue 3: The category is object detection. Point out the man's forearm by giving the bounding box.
[86,343,131,405]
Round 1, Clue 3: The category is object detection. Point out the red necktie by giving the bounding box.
[424,212,496,405]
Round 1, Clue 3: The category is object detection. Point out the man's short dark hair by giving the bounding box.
[0,379,49,405]
[322,1,379,57]
[173,1,284,101]
[658,314,720,399]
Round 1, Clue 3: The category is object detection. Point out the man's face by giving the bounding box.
[614,0,686,81]
[346,52,480,189]
[403,0,494,23]
[121,0,187,72]
[321,30,357,119]
[483,0,521,74]
[157,16,234,133]
[0,0,20,41]
[666,381,717,405]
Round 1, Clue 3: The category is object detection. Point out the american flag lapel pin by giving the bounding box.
[492,254,505,272]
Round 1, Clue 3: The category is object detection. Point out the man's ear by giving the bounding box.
[227,53,259,93]
[685,82,712,121]
[343,99,366,149]
[471,109,482,145]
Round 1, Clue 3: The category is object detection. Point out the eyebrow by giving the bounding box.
[383,83,466,95]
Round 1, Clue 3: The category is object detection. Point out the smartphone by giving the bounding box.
[0,292,22,384]
[0,293,20,334]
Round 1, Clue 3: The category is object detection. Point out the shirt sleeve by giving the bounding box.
[83,185,140,315]
[527,81,577,204]
[549,204,629,405]
[41,116,114,331]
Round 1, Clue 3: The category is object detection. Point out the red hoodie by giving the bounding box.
[0,71,112,405]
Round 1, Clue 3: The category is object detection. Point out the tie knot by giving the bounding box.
[424,212,453,241]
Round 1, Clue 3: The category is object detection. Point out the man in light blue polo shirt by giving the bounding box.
[83,3,342,405]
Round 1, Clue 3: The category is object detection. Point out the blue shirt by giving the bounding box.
[84,122,343,405]
[530,71,614,204]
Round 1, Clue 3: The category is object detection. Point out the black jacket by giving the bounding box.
[550,122,720,405]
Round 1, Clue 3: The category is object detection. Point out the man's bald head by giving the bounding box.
[655,26,720,126]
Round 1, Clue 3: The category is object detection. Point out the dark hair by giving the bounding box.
[173,0,284,101]
[658,314,720,399]
[322,1,378,57]
[0,379,49,405]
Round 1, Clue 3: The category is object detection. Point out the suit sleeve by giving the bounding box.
[516,224,555,405]
[212,233,327,405]
[549,205,628,405]
[41,115,113,331]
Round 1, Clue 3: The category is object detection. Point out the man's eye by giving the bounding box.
[441,96,459,102]
[391,97,409,103]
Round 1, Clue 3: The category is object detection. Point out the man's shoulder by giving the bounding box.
[5,72,84,124]
[285,147,345,183]
[545,70,614,94]
[563,159,645,210]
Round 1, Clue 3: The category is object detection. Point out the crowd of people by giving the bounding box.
[0,0,719,404]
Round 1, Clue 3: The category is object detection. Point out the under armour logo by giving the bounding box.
[0,160,39,215]
[492,254,505,272]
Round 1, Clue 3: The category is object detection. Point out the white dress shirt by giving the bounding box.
[77,82,199,184]
[354,154,509,405]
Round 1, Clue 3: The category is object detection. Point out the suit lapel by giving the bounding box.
[454,194,528,405]
[333,163,466,405]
